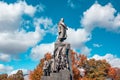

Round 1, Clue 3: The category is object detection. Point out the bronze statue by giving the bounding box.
[58,18,68,42]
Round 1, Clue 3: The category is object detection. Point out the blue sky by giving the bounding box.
[0,0,120,74]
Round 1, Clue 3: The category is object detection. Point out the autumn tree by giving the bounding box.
[84,59,110,79]
[108,67,116,79]
[7,70,24,80]
[29,58,44,80]
[70,50,118,80]
[0,74,8,80]
[29,52,52,80]
[114,68,120,80]
[71,50,82,80]
[72,65,80,80]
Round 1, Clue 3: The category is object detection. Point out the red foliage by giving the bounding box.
[72,65,80,80]
[108,67,116,78]
[29,55,45,80]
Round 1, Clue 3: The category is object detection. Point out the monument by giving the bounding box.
[41,18,73,80]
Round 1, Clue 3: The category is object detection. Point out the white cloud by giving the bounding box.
[0,26,44,54]
[0,1,37,32]
[65,27,91,55]
[92,53,120,68]
[23,3,36,17]
[34,17,53,29]
[66,28,91,49]
[0,64,13,73]
[81,2,120,32]
[93,43,102,48]
[0,53,11,62]
[31,43,54,60]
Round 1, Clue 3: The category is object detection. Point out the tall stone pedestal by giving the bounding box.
[54,42,70,50]
[41,42,73,80]
[41,70,70,80]
[42,42,73,80]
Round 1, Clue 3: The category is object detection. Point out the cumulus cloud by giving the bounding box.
[31,43,54,60]
[0,26,44,54]
[0,53,11,62]
[92,53,120,68]
[81,2,120,32]
[66,28,91,49]
[0,64,13,73]
[34,17,53,29]
[65,27,91,55]
[0,1,36,32]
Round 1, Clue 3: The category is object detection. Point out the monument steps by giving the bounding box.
[41,70,71,80]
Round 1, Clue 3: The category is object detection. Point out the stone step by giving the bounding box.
[41,70,71,80]
[41,76,51,80]
[50,72,61,80]
[60,70,70,80]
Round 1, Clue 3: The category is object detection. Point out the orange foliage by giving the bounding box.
[115,68,120,80]
[72,65,80,80]
[70,50,120,80]
[78,54,87,67]
[45,52,52,61]
[71,50,77,65]
[71,50,81,80]
[29,55,45,80]
[29,61,44,80]
[108,67,116,78]
[29,53,52,80]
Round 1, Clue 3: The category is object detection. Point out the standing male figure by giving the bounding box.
[58,18,68,42]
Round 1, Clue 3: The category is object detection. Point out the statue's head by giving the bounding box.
[60,18,64,22]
